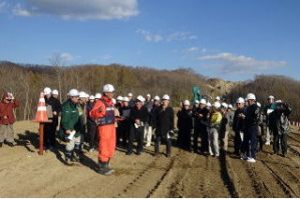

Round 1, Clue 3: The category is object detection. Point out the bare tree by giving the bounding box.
[49,53,66,103]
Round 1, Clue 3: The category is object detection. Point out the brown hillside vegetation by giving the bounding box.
[0,61,225,120]
[0,61,299,121]
[227,75,300,121]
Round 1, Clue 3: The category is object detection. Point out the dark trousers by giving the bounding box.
[87,121,97,149]
[234,131,243,155]
[155,135,172,155]
[177,129,192,151]
[273,132,288,155]
[44,120,57,149]
[243,125,258,159]
[117,122,129,147]
[128,125,144,153]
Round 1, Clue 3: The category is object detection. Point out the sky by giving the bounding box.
[0,0,299,81]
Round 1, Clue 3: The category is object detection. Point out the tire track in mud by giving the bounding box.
[260,160,297,197]
[227,155,269,197]
[115,151,181,198]
[244,162,272,197]
[218,151,239,198]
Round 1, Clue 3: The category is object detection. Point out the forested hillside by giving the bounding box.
[227,75,300,120]
[0,61,299,121]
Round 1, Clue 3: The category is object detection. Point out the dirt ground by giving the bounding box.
[1,121,300,198]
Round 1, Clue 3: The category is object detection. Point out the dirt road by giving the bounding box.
[0,121,300,197]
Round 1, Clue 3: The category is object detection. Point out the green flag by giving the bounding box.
[192,86,201,102]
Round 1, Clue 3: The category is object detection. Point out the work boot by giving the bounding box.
[97,161,114,176]
[6,141,16,147]
[65,151,74,166]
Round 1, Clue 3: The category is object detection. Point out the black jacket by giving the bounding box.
[177,108,193,131]
[233,108,246,132]
[245,104,260,127]
[45,96,62,119]
[155,106,174,137]
[193,107,209,128]
[130,106,149,124]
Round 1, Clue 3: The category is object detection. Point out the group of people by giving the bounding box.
[0,83,293,176]
[40,84,175,175]
[177,94,292,163]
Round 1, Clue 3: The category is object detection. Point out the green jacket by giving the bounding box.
[60,99,80,134]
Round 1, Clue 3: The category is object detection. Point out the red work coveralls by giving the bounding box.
[90,96,116,162]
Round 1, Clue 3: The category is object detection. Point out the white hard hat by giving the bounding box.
[195,100,200,104]
[79,91,86,98]
[247,93,256,100]
[200,99,207,105]
[221,102,228,109]
[44,87,52,95]
[162,94,170,100]
[154,96,160,101]
[116,96,123,101]
[69,89,79,97]
[136,95,145,102]
[146,93,151,97]
[128,93,133,97]
[213,102,221,109]
[257,102,261,107]
[89,95,95,100]
[228,104,233,109]
[215,96,221,101]
[103,84,115,93]
[95,93,102,99]
[123,96,130,102]
[207,102,212,107]
[112,98,116,105]
[236,97,245,104]
[268,95,275,100]
[52,89,59,95]
[183,100,190,106]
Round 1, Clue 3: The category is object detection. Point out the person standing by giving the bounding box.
[43,87,56,151]
[78,92,88,151]
[51,89,62,147]
[208,102,222,157]
[177,100,193,151]
[272,101,292,157]
[144,94,153,147]
[127,95,149,155]
[90,84,116,175]
[264,95,275,145]
[118,97,131,148]
[232,97,246,156]
[86,95,97,152]
[193,99,209,154]
[241,93,260,163]
[154,95,174,157]
[0,92,19,147]
[60,89,81,165]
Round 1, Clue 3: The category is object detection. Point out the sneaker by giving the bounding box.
[145,143,151,147]
[65,158,74,166]
[246,158,256,163]
[126,151,133,156]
